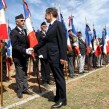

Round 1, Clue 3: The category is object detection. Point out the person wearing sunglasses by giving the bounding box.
[10,14,33,98]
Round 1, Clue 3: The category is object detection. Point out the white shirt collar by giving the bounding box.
[42,30,46,35]
[50,18,56,25]
[17,26,23,31]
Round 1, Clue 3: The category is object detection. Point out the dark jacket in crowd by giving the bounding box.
[78,38,86,56]
[36,31,47,59]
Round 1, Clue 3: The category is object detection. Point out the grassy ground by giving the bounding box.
[5,65,109,109]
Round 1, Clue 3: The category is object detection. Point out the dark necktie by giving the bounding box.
[48,24,51,29]
[21,29,25,35]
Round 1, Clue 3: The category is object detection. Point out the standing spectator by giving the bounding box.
[37,21,52,87]
[77,31,86,74]
[67,29,76,78]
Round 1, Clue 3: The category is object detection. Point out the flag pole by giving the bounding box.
[7,19,11,80]
[59,5,61,14]
[35,58,42,93]
[31,21,42,93]
[0,41,3,106]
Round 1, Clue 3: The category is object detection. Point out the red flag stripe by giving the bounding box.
[2,0,7,9]
[0,24,8,40]
[28,31,38,48]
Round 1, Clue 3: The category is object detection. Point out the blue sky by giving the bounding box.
[5,0,109,38]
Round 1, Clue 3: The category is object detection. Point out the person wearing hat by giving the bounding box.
[77,31,86,74]
[36,21,52,87]
[67,29,77,78]
[10,14,33,98]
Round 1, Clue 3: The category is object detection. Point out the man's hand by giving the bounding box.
[38,55,43,59]
[92,50,95,53]
[26,48,34,55]
[60,59,67,65]
[78,53,81,57]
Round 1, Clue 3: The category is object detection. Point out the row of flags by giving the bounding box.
[0,0,39,72]
[0,0,109,57]
[0,0,38,47]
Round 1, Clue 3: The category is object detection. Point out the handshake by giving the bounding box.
[26,48,34,55]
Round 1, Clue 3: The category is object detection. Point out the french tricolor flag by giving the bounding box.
[93,27,102,57]
[68,15,80,55]
[102,27,109,54]
[0,0,8,40]
[60,13,72,51]
[23,0,38,48]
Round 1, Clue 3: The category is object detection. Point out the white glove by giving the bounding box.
[38,55,43,58]
[26,48,34,55]
[78,53,81,57]
[92,50,95,53]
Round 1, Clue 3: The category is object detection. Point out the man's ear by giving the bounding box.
[16,20,18,25]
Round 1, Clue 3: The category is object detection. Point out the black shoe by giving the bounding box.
[79,72,84,74]
[48,97,58,102]
[23,90,33,95]
[51,101,67,108]
[2,76,9,82]
[47,81,55,85]
[83,71,88,73]
[69,74,74,78]
[42,82,49,88]
[17,92,23,98]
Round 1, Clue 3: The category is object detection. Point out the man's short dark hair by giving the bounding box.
[68,29,72,33]
[46,7,58,18]
[78,31,82,34]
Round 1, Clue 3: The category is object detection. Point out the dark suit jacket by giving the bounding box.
[2,42,7,63]
[78,38,86,56]
[33,20,67,64]
[10,26,29,63]
[36,31,47,59]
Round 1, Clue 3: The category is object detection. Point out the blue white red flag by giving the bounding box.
[68,15,80,55]
[60,13,71,49]
[102,27,109,54]
[23,0,38,48]
[93,27,102,57]
[0,0,8,40]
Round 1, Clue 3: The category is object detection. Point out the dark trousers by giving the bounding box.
[68,56,74,75]
[92,53,97,68]
[50,63,66,102]
[33,56,39,76]
[2,61,7,80]
[14,61,28,93]
[40,59,50,83]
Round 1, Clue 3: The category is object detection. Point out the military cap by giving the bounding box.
[41,22,46,26]
[15,14,24,20]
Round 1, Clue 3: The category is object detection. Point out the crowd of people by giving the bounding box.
[0,7,109,109]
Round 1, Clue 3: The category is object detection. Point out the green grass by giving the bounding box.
[2,66,109,109]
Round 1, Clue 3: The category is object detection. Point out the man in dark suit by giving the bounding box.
[29,8,67,108]
[10,14,33,98]
[37,22,52,87]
